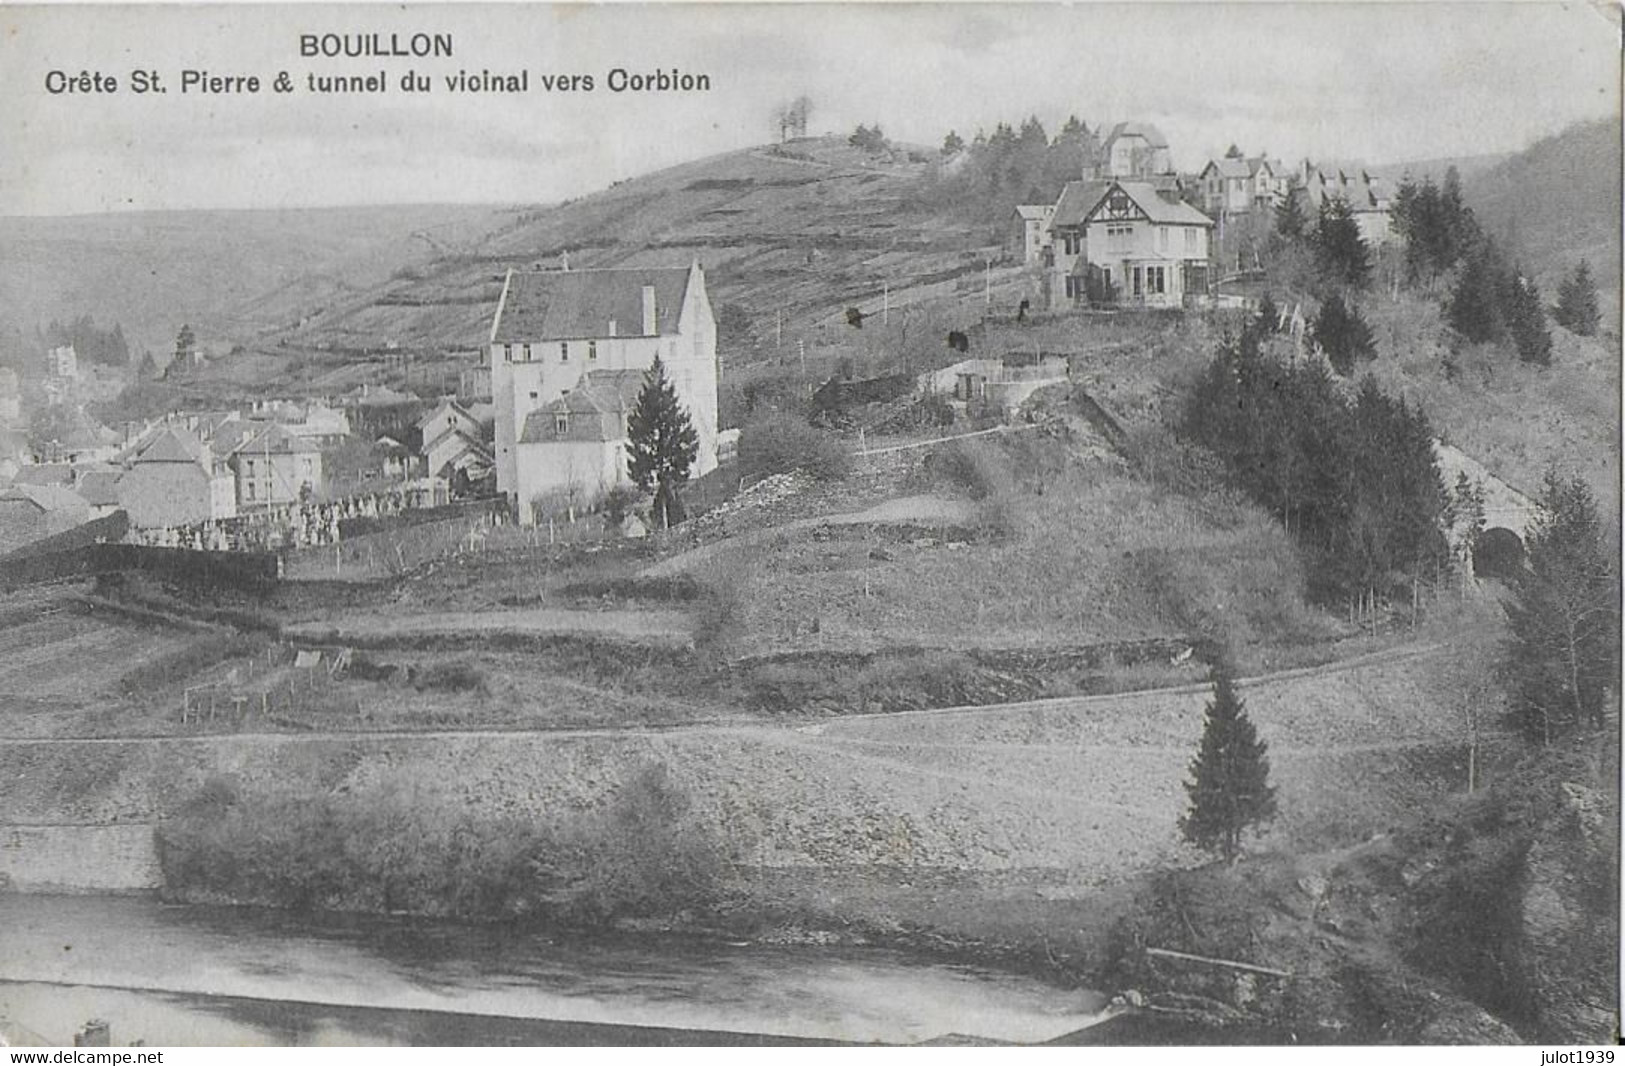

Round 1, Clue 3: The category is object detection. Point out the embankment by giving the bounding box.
[0,645,1469,895]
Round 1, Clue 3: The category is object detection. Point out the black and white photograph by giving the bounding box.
[0,1,1618,1049]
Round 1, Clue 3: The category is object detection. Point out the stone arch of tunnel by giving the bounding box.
[1474,526,1526,581]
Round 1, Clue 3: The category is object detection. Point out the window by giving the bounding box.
[244,459,255,478]
[244,481,255,501]
[529,391,538,400]
[588,340,598,361]
[1185,228,1198,252]
[1147,266,1166,294]
[499,344,511,363]
[521,343,532,362]
[1132,267,1143,297]
[1158,226,1169,252]
[1064,276,1080,298]
[555,413,569,435]
[560,342,569,361]
[1062,233,1080,255]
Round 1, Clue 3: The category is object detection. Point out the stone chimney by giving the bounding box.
[641,285,657,336]
[608,319,618,337]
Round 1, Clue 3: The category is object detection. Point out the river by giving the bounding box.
[0,895,1111,1046]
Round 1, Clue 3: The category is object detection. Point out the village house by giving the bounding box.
[1290,161,1397,246]
[1010,204,1056,265]
[226,422,324,509]
[518,368,646,511]
[0,484,92,552]
[117,425,236,529]
[487,261,719,523]
[72,466,124,519]
[416,398,493,482]
[1047,179,1214,308]
[1198,156,1287,216]
[1099,122,1173,179]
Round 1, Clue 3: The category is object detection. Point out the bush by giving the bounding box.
[738,414,851,483]
[118,632,261,696]
[155,762,725,927]
[917,438,1009,500]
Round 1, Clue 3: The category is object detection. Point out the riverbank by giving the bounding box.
[0,894,1112,1046]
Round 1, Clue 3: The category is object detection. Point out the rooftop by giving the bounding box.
[492,266,694,344]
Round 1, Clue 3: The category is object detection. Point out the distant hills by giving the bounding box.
[0,121,1616,400]
[0,203,512,366]
[1462,117,1621,315]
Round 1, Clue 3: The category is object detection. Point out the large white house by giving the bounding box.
[1048,180,1214,308]
[487,261,719,521]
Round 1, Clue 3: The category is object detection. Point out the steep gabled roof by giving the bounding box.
[240,422,322,456]
[12,462,73,487]
[491,267,693,343]
[136,426,211,467]
[416,398,479,437]
[1085,182,1214,228]
[1104,121,1169,149]
[1051,179,1114,228]
[1,483,91,515]
[1203,158,1253,180]
[1013,204,1055,221]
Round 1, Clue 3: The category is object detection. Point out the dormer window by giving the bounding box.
[555,413,569,435]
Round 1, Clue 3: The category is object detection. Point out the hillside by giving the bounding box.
[0,203,515,365]
[260,139,989,355]
[1464,117,1622,316]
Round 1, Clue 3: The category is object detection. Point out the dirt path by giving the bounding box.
[639,494,975,579]
[1,640,1450,749]
[282,606,693,646]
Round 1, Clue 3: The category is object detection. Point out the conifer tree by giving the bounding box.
[1502,473,1619,743]
[1274,194,1309,241]
[1506,271,1553,366]
[1255,291,1280,334]
[626,355,700,530]
[1180,665,1278,865]
[1554,261,1601,337]
[1313,198,1371,290]
[1447,243,1505,344]
[1312,292,1375,374]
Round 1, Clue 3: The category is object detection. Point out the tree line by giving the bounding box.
[924,114,1101,227]
[1183,317,1448,609]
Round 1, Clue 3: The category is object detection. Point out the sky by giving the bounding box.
[0,2,1619,216]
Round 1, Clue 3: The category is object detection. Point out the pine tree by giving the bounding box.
[1502,473,1619,743]
[1313,198,1371,290]
[941,130,965,157]
[1447,243,1505,344]
[625,355,700,530]
[1554,260,1601,336]
[1312,293,1376,375]
[1255,291,1280,334]
[1506,271,1553,366]
[1180,665,1278,865]
[1274,194,1309,241]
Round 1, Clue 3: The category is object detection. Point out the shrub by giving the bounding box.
[118,632,261,696]
[738,414,851,483]
[918,438,1009,500]
[156,762,725,926]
